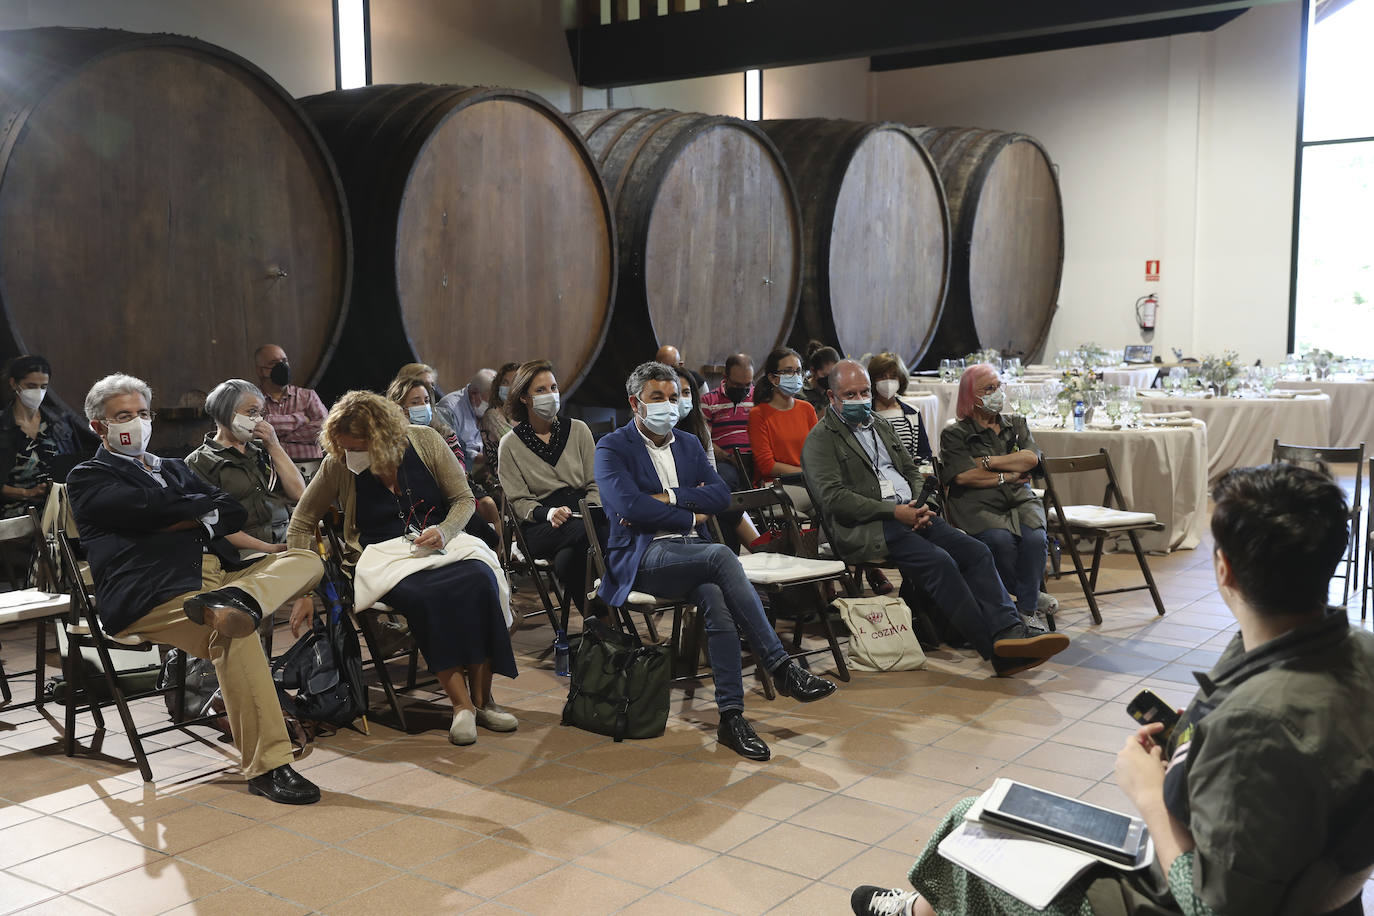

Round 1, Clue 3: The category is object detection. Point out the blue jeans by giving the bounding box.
[883,518,1020,659]
[633,536,788,712]
[974,525,1048,615]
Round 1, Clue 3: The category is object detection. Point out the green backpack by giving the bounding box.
[562,617,670,742]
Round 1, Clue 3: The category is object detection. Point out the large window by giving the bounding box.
[1291,0,1374,354]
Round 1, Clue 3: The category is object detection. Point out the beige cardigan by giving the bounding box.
[497,419,599,523]
[287,425,475,564]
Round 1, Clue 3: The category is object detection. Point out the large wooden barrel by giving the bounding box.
[0,28,351,449]
[570,108,801,403]
[300,85,616,402]
[760,118,949,365]
[914,128,1063,365]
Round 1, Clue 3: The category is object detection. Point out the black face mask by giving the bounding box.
[725,385,749,405]
[269,362,291,387]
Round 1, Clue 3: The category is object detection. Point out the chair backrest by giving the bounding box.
[504,492,541,569]
[799,471,843,557]
[1041,449,1134,514]
[1274,440,1364,515]
[729,485,808,555]
[579,499,610,583]
[729,447,752,485]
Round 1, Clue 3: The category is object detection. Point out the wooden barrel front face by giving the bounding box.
[394,97,614,397]
[0,35,349,413]
[570,109,800,401]
[642,122,799,371]
[917,128,1063,363]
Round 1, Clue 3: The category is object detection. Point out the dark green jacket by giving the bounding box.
[801,406,933,565]
[185,435,291,543]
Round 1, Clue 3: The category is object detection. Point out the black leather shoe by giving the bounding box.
[183,587,262,639]
[772,661,838,703]
[248,764,321,805]
[718,713,770,761]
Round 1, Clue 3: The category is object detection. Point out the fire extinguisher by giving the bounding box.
[1135,294,1158,331]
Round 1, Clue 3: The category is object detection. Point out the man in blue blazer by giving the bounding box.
[66,374,324,804]
[595,361,837,761]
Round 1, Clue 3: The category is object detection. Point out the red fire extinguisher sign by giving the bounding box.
[1145,260,1161,282]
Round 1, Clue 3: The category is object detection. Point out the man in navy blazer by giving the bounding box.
[594,361,837,761]
[66,374,323,804]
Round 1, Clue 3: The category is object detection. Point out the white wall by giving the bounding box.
[873,1,1302,364]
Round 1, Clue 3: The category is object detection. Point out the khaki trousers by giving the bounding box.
[117,549,323,779]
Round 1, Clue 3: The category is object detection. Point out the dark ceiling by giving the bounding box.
[566,0,1293,89]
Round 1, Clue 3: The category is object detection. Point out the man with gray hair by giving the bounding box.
[66,373,325,803]
[594,361,838,762]
[437,367,496,459]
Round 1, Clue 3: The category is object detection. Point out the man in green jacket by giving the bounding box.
[802,360,1068,676]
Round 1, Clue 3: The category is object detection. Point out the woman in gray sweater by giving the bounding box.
[497,359,601,616]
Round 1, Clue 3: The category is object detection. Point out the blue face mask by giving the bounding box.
[777,373,804,396]
[838,398,872,425]
[408,404,432,425]
[638,401,680,436]
[677,396,693,420]
[497,385,510,402]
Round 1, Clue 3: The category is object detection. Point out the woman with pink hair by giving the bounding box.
[939,364,1055,618]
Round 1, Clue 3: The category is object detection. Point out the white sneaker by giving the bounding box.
[449,708,477,746]
[850,886,919,916]
[476,701,518,732]
[1037,591,1060,612]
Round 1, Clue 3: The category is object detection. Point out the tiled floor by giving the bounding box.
[2,471,1372,915]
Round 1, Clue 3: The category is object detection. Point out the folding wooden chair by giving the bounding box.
[0,509,70,711]
[721,486,851,681]
[1040,450,1167,626]
[1272,440,1364,607]
[319,521,435,732]
[501,492,568,634]
[580,499,774,696]
[56,531,216,782]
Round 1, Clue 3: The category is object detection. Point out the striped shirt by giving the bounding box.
[263,385,327,460]
[700,382,754,454]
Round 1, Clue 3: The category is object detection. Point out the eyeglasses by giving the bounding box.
[773,368,803,377]
[403,502,436,541]
[240,408,264,419]
[103,410,155,423]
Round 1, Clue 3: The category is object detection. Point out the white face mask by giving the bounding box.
[472,399,489,419]
[105,417,151,457]
[531,392,560,421]
[344,449,371,475]
[16,388,44,410]
[229,413,259,443]
[875,379,900,400]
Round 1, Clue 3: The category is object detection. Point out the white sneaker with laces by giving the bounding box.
[850,885,919,916]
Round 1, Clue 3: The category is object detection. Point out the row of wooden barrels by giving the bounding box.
[0,27,1063,414]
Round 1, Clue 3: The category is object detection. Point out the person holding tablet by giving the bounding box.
[849,463,1374,916]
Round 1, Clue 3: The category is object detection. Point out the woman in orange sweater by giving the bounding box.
[748,346,817,515]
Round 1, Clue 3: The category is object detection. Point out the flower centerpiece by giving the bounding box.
[1307,348,1336,379]
[1075,343,1111,369]
[1058,368,1102,404]
[962,348,1001,366]
[1198,350,1241,394]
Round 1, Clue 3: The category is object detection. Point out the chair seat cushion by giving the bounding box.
[736,553,847,585]
[0,514,36,542]
[590,579,677,607]
[0,589,69,625]
[1052,505,1158,528]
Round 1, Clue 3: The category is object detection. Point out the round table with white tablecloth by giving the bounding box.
[897,391,942,454]
[1138,392,1332,483]
[1273,378,1374,450]
[910,379,959,440]
[1032,421,1208,552]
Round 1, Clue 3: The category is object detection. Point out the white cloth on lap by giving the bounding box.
[353,534,512,626]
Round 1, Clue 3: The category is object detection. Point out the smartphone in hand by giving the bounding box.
[1126,689,1181,747]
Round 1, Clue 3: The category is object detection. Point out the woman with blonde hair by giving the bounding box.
[386,373,503,552]
[288,390,517,746]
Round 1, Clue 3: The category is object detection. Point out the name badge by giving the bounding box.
[879,478,896,499]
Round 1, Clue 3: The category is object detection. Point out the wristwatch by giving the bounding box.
[997,472,1006,485]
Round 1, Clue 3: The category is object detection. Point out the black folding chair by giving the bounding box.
[501,493,568,634]
[1272,440,1364,608]
[56,531,216,782]
[720,485,851,681]
[319,521,436,732]
[0,509,70,711]
[1040,450,1167,626]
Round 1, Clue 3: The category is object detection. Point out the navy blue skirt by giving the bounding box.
[382,559,517,679]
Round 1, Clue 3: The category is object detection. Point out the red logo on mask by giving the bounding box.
[119,432,131,445]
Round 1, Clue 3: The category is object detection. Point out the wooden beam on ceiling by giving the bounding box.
[565,0,1284,88]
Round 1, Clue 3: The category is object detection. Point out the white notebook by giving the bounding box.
[938,819,1098,909]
